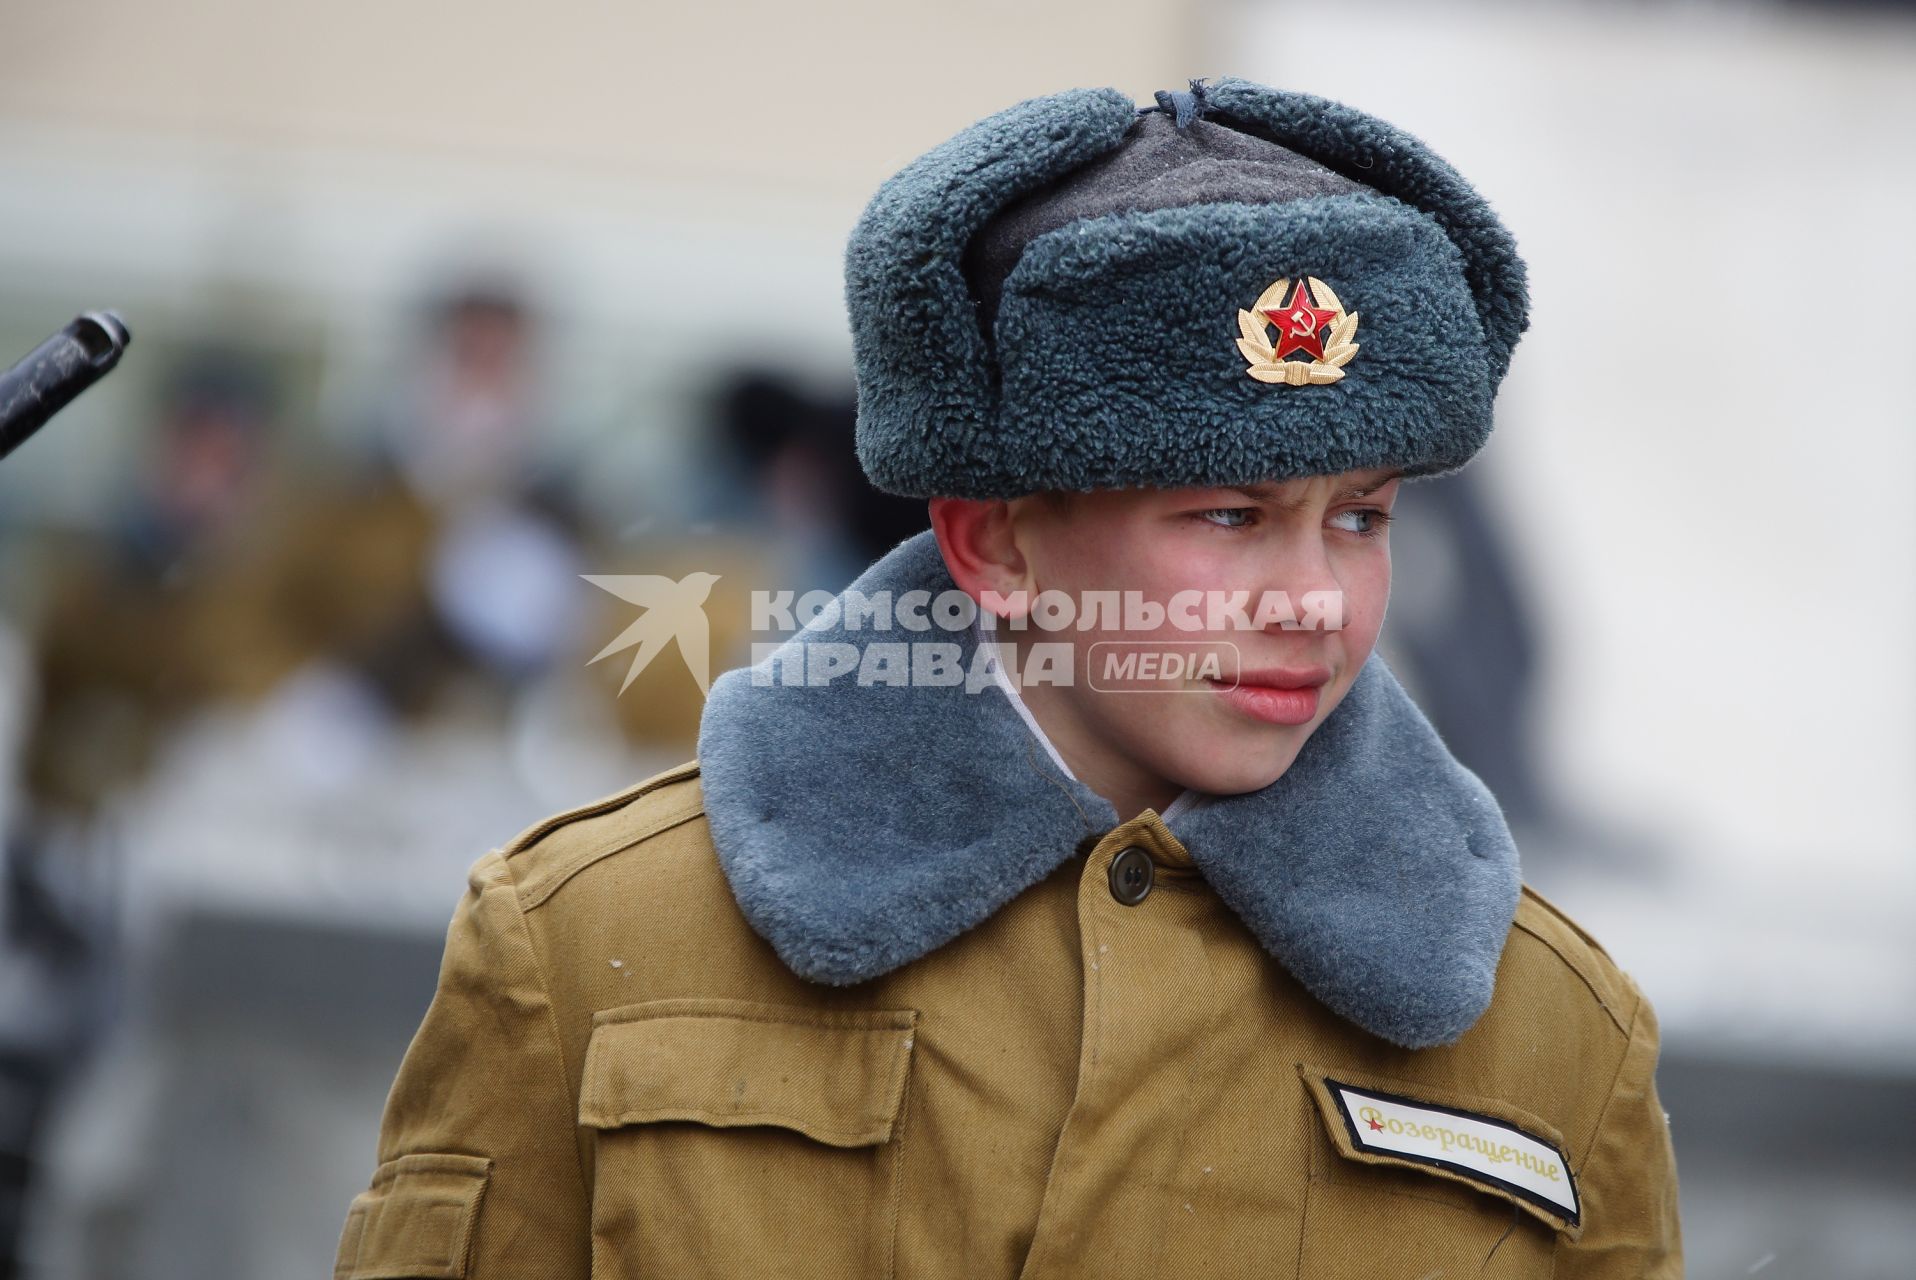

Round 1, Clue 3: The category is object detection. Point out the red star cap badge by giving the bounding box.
[1366,1117,1385,1132]
[1263,279,1338,362]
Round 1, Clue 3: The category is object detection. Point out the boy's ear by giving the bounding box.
[928,497,1034,619]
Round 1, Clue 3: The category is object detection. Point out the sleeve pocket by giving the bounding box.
[334,1153,492,1280]
[578,997,917,1146]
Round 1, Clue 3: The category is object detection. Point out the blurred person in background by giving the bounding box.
[346,275,762,763]
[18,352,288,826]
[1384,469,1552,833]
[347,279,595,716]
[1385,469,1662,873]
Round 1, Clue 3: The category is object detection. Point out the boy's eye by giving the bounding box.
[1328,507,1394,536]
[1197,507,1257,528]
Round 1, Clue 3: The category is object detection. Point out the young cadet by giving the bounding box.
[335,77,1683,1280]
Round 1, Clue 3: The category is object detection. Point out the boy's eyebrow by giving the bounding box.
[1223,470,1405,505]
[1332,470,1405,499]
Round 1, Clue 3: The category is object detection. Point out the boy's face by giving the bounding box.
[937,466,1400,811]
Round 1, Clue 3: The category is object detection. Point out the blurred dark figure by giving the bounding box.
[1386,468,1558,843]
[1389,470,1668,873]
[709,371,927,594]
[1,351,288,1279]
[0,811,114,1280]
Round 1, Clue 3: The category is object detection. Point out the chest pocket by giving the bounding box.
[1296,1064,1578,1279]
[578,997,918,1280]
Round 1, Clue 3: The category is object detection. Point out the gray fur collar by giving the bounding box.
[697,531,1520,1050]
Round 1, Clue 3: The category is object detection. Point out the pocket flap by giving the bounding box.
[1299,1063,1582,1236]
[335,1153,491,1280]
[579,998,918,1147]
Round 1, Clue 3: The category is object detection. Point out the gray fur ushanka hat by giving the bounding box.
[845,76,1528,499]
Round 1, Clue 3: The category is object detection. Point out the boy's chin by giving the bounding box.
[1143,731,1309,800]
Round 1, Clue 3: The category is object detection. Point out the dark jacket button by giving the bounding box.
[1107,846,1155,906]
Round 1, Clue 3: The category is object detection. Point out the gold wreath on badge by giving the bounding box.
[1237,276,1360,386]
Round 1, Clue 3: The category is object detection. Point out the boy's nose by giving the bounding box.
[1252,555,1345,632]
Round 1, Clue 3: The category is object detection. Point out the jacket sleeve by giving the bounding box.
[1557,974,1684,1279]
[334,850,591,1280]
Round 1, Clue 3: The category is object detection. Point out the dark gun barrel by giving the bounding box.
[0,310,132,461]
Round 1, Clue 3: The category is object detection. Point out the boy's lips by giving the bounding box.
[1231,664,1332,690]
[1205,664,1331,726]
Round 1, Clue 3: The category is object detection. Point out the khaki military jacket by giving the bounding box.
[336,533,1681,1279]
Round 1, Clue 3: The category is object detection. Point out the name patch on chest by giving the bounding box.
[1323,1078,1580,1224]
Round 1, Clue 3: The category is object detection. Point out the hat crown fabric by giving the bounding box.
[963,111,1369,338]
